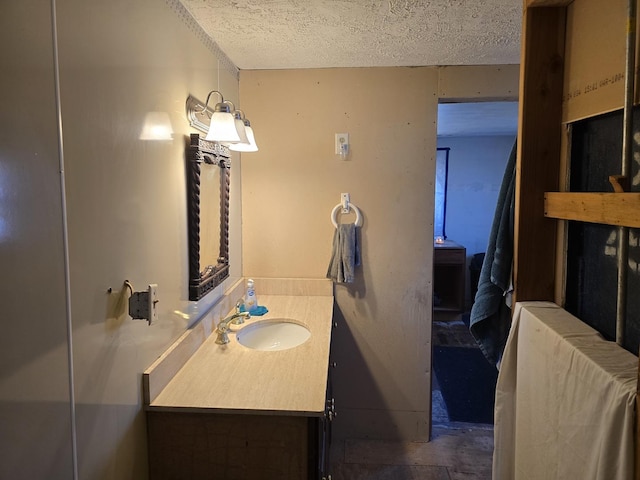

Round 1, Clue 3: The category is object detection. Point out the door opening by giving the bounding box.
[431,101,517,430]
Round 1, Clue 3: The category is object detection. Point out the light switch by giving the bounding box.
[335,133,349,157]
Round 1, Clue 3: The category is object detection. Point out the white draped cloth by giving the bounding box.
[493,302,637,480]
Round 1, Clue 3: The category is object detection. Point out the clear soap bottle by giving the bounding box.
[245,279,258,314]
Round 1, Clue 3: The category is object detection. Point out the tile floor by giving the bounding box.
[329,313,494,479]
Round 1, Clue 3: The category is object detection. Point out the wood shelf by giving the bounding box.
[544,192,640,228]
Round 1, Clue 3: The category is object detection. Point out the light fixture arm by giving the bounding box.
[202,90,224,113]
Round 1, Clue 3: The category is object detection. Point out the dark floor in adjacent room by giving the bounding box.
[329,312,495,479]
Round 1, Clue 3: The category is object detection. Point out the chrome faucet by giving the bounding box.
[235,298,245,315]
[215,301,250,345]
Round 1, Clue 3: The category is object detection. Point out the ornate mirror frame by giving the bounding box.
[186,133,230,301]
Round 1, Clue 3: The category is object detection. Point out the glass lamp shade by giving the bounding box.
[234,117,249,144]
[229,125,258,152]
[205,110,242,143]
[139,111,173,140]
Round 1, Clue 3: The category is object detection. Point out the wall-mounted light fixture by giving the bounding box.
[186,93,258,153]
[226,101,249,145]
[228,110,259,152]
[201,90,246,143]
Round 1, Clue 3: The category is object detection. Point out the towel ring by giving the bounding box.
[331,203,363,228]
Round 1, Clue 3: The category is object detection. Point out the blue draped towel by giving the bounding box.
[326,223,360,283]
[469,140,516,368]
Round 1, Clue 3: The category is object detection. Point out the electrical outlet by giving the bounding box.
[148,284,158,325]
[335,133,349,155]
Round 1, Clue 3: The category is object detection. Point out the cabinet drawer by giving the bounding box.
[434,247,465,265]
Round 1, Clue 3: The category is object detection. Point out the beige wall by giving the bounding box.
[0,0,241,478]
[240,65,518,440]
[0,2,75,478]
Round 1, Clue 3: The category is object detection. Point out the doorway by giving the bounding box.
[431,101,517,427]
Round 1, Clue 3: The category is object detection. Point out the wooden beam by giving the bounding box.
[526,0,574,7]
[637,362,640,480]
[544,192,640,227]
[514,6,567,304]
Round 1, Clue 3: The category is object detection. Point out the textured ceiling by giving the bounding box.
[179,0,522,70]
[176,1,521,136]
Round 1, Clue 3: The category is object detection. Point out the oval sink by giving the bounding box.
[236,319,311,351]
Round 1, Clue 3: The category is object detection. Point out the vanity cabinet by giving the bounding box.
[144,290,336,480]
[148,411,311,479]
[147,378,335,480]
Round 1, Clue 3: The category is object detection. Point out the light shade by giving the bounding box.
[234,116,249,144]
[205,109,241,143]
[200,92,245,143]
[139,111,173,140]
[229,125,258,152]
[190,91,254,145]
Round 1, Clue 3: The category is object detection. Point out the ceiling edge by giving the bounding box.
[165,0,239,80]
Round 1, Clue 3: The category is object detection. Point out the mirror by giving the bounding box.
[186,133,230,300]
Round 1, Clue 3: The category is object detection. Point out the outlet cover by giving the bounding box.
[335,133,349,154]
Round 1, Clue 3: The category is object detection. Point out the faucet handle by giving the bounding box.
[215,321,231,344]
[215,330,230,345]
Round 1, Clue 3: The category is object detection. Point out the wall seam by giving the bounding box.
[50,0,78,478]
[164,0,240,80]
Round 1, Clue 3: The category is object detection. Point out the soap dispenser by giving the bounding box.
[245,279,258,314]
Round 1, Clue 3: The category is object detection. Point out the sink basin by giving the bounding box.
[236,319,311,351]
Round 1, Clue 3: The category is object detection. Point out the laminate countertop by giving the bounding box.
[146,294,334,416]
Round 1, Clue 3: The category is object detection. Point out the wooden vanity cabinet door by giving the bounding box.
[309,320,337,480]
[147,411,309,479]
[308,371,333,479]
